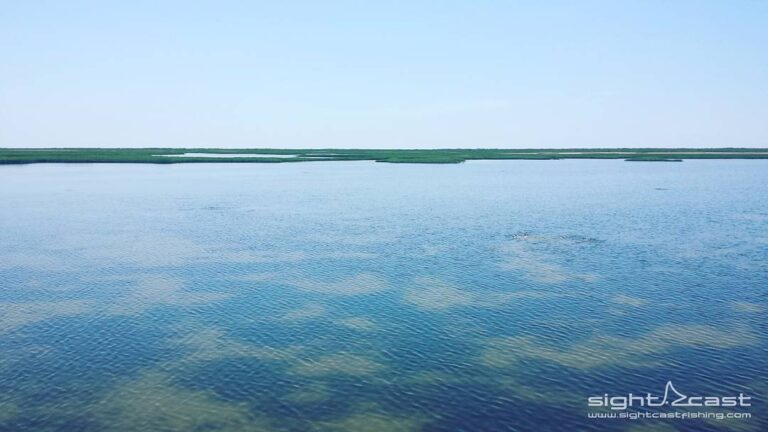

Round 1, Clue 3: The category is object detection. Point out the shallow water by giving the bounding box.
[0,160,766,432]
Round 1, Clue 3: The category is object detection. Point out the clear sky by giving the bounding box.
[1,1,766,149]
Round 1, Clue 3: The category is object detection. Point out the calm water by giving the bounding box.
[0,160,766,432]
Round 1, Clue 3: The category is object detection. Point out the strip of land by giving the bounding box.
[2,148,768,164]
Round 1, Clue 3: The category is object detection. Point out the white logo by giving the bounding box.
[588,381,751,411]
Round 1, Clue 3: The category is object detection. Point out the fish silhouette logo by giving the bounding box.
[647,381,687,407]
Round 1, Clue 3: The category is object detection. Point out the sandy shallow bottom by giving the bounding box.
[0,159,766,432]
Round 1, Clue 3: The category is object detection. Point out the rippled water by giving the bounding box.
[0,160,766,432]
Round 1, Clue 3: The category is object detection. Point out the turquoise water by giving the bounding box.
[0,160,766,432]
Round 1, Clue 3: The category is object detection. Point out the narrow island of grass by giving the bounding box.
[1,148,767,164]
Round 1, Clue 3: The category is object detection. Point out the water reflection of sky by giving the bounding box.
[0,160,766,431]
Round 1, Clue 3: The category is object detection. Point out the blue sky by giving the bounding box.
[1,1,766,148]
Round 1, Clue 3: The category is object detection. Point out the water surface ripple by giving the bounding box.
[0,160,766,431]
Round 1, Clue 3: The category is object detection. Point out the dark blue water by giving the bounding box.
[0,160,766,431]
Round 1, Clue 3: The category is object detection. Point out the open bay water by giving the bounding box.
[0,159,766,432]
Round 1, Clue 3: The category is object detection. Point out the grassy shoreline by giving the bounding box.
[2,148,768,164]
